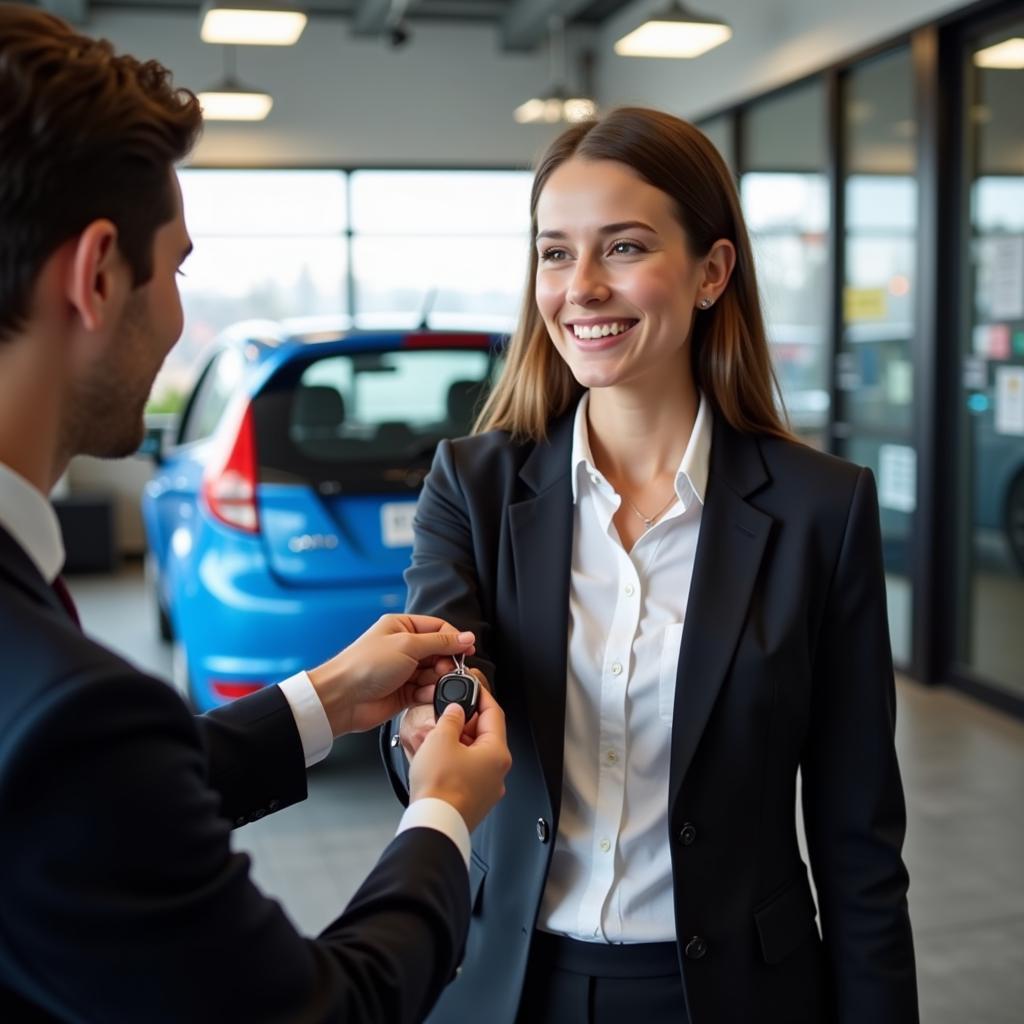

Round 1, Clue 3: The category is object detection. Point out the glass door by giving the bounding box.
[957,17,1024,699]
[837,48,919,666]
[740,82,830,449]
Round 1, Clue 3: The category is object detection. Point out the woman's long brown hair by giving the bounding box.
[475,107,797,444]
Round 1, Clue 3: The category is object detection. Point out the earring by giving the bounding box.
[698,296,713,309]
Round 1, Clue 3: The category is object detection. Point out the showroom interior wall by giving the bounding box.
[596,0,971,118]
[88,11,576,167]
[87,0,972,168]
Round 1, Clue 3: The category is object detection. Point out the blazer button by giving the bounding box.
[679,823,697,846]
[685,936,708,960]
[536,818,549,843]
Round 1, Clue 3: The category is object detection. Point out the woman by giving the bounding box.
[382,107,917,1024]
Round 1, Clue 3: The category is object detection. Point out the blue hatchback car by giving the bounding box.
[142,319,502,711]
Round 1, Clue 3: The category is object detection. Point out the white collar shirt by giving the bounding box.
[0,462,64,584]
[538,390,710,943]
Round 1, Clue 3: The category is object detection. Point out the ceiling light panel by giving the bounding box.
[974,38,1024,70]
[200,8,308,46]
[614,21,732,59]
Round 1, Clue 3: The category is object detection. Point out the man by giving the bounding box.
[0,5,511,1022]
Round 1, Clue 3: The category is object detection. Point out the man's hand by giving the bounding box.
[410,687,511,833]
[400,668,489,759]
[307,615,476,737]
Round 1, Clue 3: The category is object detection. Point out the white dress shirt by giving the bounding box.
[538,391,710,943]
[0,460,469,868]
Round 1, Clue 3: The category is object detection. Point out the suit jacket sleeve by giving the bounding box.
[381,438,495,802]
[1,670,469,1024]
[196,684,309,826]
[800,467,919,1022]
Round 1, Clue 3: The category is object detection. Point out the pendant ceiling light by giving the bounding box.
[197,46,273,121]
[515,16,597,125]
[614,1,732,59]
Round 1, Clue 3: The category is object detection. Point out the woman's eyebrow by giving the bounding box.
[536,220,657,241]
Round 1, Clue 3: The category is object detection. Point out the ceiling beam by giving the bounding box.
[500,0,596,52]
[351,0,398,36]
[41,0,90,26]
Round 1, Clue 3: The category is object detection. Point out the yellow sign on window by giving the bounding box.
[844,287,888,321]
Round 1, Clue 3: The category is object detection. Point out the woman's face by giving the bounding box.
[534,156,705,393]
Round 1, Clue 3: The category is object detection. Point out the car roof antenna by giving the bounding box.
[417,287,437,330]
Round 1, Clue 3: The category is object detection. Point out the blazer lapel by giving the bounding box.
[669,416,773,808]
[0,523,66,620]
[509,412,575,822]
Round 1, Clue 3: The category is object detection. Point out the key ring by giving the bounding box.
[434,651,479,721]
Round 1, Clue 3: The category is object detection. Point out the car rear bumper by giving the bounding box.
[176,540,406,712]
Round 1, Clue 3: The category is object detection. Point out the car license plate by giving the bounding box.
[381,502,417,547]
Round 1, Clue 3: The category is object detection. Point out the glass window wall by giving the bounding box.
[740,83,830,447]
[839,48,919,666]
[154,168,532,412]
[957,17,1024,698]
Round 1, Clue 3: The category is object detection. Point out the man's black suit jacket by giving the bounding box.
[0,524,469,1023]
[382,404,918,1024]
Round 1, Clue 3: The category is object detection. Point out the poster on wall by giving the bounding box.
[878,444,917,513]
[994,365,1024,436]
[977,236,1024,321]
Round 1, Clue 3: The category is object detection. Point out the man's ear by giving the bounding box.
[66,220,128,332]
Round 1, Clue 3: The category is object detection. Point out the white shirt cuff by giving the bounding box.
[397,797,471,870]
[277,671,334,767]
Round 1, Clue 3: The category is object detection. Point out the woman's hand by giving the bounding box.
[400,668,490,759]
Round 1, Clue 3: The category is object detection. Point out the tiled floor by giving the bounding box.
[68,561,1024,1022]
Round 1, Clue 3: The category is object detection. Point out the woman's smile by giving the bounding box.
[564,318,639,350]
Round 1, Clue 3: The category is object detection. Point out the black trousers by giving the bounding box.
[516,931,690,1024]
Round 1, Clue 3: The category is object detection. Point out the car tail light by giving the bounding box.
[211,680,265,700]
[202,403,259,533]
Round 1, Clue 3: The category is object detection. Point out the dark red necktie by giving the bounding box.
[51,574,81,629]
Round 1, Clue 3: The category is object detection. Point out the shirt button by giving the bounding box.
[685,936,709,960]
[624,583,635,596]
[599,838,611,853]
[679,822,697,846]
[606,750,618,764]
[536,818,550,843]
[611,662,623,676]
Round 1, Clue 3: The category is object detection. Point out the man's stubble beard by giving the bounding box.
[64,289,162,460]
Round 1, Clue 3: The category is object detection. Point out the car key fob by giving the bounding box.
[433,654,479,722]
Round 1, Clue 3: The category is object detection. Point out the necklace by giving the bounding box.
[621,490,678,528]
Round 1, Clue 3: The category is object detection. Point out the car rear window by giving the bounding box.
[253,347,498,493]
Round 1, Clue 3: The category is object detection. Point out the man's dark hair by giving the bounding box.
[0,4,203,341]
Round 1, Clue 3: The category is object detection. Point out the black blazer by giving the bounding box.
[0,524,469,1024]
[382,404,918,1024]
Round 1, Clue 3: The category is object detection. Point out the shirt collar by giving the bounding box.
[0,462,65,583]
[570,390,711,509]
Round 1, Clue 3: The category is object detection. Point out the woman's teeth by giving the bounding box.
[572,321,634,340]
